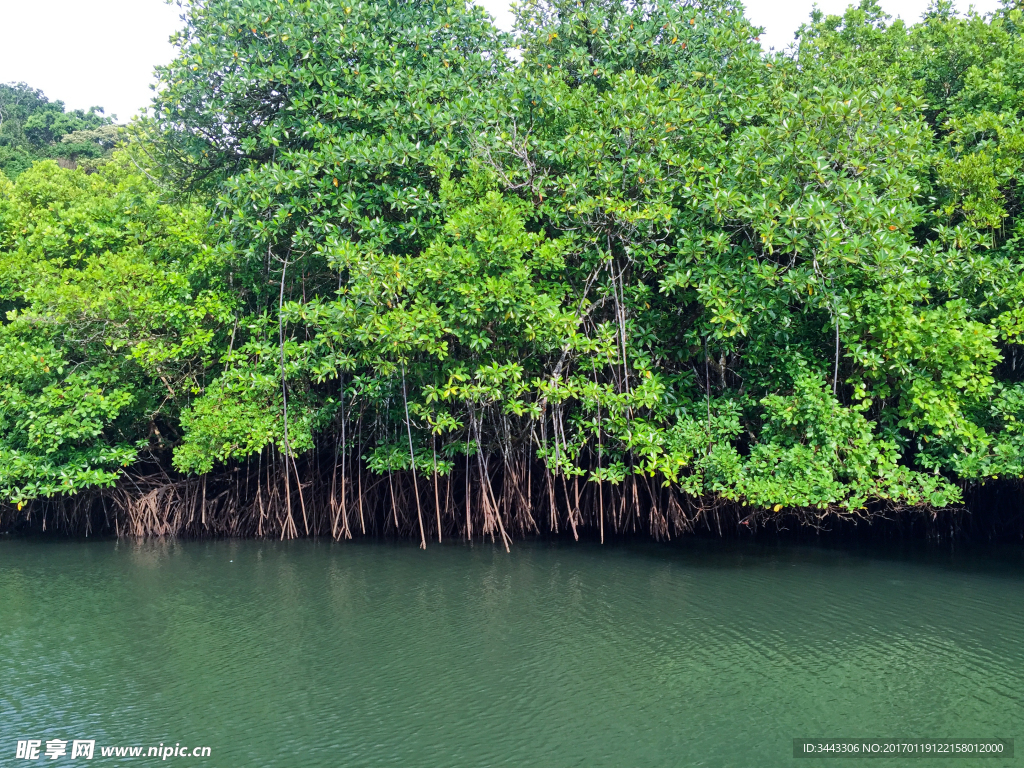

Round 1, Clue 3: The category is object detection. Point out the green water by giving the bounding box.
[1,539,1022,767]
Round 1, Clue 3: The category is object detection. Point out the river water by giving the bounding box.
[1,539,1021,767]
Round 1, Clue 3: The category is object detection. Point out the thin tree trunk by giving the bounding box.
[402,364,427,550]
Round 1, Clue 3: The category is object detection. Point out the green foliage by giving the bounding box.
[0,83,117,178]
[8,0,1024,526]
[0,158,230,503]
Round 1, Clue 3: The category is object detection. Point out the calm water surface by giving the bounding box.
[1,538,1022,767]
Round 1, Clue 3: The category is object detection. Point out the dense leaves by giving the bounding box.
[0,83,117,178]
[0,159,230,503]
[4,0,1024,535]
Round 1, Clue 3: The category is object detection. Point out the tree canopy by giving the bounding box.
[0,83,118,179]
[3,0,1024,539]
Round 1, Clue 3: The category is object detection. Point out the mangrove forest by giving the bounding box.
[2,0,1024,543]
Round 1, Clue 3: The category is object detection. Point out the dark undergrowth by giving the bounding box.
[4,456,1021,546]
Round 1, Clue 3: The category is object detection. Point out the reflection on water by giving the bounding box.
[1,539,1021,767]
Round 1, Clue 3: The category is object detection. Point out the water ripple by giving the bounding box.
[0,539,1021,767]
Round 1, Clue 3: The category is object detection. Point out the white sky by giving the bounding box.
[0,0,1002,122]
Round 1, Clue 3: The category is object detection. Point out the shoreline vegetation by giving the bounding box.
[2,0,1024,542]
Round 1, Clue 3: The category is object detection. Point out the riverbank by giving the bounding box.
[4,471,1022,544]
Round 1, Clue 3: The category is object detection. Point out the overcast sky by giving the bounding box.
[0,0,1002,122]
